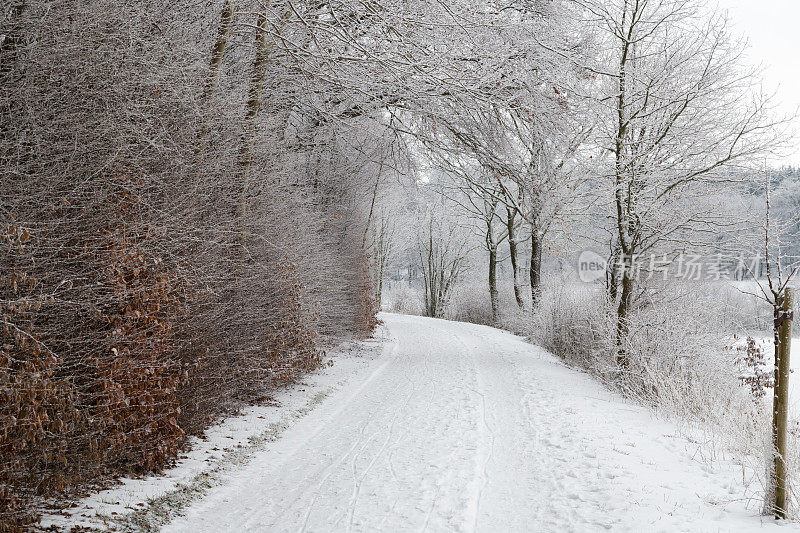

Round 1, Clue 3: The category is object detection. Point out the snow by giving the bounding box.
[44,313,800,531]
[38,334,392,531]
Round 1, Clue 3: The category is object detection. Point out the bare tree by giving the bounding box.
[417,208,470,318]
[372,210,396,308]
[418,101,591,306]
[434,168,511,323]
[574,0,789,368]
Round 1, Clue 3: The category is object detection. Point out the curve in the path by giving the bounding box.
[163,313,789,533]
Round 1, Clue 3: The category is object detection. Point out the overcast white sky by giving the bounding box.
[715,0,800,165]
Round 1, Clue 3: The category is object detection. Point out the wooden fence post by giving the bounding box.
[774,287,795,519]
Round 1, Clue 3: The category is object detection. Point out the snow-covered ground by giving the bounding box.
[44,313,800,532]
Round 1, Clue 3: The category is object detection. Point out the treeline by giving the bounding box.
[0,1,385,528]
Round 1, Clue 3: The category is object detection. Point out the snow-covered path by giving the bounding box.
[164,313,787,532]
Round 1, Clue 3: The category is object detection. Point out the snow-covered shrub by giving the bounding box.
[621,294,754,423]
[385,282,425,316]
[529,279,614,370]
[499,306,534,336]
[533,278,758,420]
[445,280,497,326]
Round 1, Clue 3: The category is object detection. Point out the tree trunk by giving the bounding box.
[530,230,542,306]
[607,240,620,304]
[362,169,382,248]
[374,217,391,308]
[424,217,436,317]
[376,274,384,308]
[507,207,524,309]
[489,245,499,323]
[612,8,633,370]
[195,1,234,157]
[615,264,635,369]
[773,287,795,519]
[237,11,270,245]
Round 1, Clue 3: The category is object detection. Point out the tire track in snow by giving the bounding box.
[343,373,418,533]
[448,326,494,533]
[226,335,405,531]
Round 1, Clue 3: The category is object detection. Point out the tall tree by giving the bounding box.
[575,0,788,367]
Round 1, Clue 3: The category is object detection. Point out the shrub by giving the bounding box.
[385,282,426,316]
[444,280,497,325]
[527,280,614,370]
